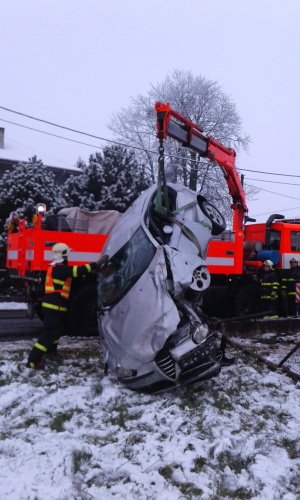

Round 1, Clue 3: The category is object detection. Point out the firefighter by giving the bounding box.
[281,257,300,316]
[6,212,20,233]
[258,260,279,318]
[26,243,107,369]
[23,204,38,228]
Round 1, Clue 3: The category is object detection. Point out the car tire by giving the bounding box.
[197,196,226,235]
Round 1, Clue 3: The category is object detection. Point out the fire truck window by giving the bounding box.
[98,226,156,308]
[291,232,300,251]
[269,230,280,250]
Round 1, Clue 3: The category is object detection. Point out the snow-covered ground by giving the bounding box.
[0,302,27,310]
[0,336,299,500]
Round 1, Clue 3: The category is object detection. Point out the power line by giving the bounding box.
[4,108,300,216]
[2,105,300,179]
[0,117,110,151]
[246,177,300,186]
[6,136,75,169]
[0,105,118,143]
[253,205,300,217]
[238,167,300,178]
[245,183,300,202]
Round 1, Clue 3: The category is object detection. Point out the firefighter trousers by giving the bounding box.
[260,298,278,318]
[27,309,68,365]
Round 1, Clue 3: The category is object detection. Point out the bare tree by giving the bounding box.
[109,70,253,222]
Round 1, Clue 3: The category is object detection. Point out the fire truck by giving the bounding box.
[5,207,111,335]
[155,102,300,317]
[5,102,300,333]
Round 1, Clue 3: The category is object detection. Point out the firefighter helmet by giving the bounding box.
[263,259,273,267]
[290,257,299,264]
[52,242,70,260]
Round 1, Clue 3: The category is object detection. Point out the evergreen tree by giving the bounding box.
[62,146,151,212]
[0,156,63,265]
[99,146,151,211]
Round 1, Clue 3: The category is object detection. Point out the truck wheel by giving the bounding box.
[68,283,98,336]
[197,196,226,235]
[233,284,260,316]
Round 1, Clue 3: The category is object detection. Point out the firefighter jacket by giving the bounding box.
[281,266,300,297]
[258,269,279,300]
[42,261,98,312]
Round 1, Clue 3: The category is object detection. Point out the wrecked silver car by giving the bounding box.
[97,183,226,392]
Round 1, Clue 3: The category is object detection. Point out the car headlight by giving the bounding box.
[191,323,209,344]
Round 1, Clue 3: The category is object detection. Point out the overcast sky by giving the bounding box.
[1,0,300,222]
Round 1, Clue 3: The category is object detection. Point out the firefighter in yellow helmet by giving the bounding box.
[26,243,107,369]
[258,260,279,318]
[281,257,300,316]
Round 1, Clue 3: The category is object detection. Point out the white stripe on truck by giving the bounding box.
[206,257,234,266]
[44,250,101,262]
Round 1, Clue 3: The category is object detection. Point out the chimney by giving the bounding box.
[0,128,4,149]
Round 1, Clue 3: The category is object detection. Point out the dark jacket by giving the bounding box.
[258,268,279,299]
[42,261,98,312]
[281,266,300,296]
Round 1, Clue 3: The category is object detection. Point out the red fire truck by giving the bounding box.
[6,208,110,335]
[155,102,300,316]
[5,102,300,332]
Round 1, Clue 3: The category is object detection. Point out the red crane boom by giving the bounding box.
[155,101,248,232]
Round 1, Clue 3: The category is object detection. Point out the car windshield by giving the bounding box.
[98,226,156,308]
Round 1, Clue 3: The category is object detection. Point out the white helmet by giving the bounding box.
[52,242,70,260]
[290,257,299,264]
[263,259,273,267]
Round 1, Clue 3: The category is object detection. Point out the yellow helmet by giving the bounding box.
[52,242,70,260]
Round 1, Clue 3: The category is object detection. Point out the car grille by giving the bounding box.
[155,350,176,380]
[178,336,217,373]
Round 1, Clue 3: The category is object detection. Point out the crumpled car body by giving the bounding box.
[97,183,225,392]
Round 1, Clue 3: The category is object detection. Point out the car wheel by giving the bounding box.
[197,196,226,235]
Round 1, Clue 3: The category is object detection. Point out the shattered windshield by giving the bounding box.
[98,226,156,308]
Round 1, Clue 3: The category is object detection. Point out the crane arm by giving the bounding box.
[155,102,248,231]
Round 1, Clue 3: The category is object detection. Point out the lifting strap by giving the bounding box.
[168,216,202,257]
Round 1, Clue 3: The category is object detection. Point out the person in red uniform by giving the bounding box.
[26,242,107,369]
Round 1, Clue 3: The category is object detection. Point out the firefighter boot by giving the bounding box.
[46,340,64,364]
[26,358,45,370]
[26,343,47,370]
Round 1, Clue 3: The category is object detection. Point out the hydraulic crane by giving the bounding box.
[155,101,248,232]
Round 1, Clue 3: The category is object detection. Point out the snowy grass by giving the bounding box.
[0,337,299,499]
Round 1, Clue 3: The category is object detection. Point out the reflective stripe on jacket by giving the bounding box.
[42,261,97,312]
[281,267,300,296]
[259,269,279,299]
[45,267,72,300]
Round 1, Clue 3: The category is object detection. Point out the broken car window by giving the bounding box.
[98,226,156,308]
